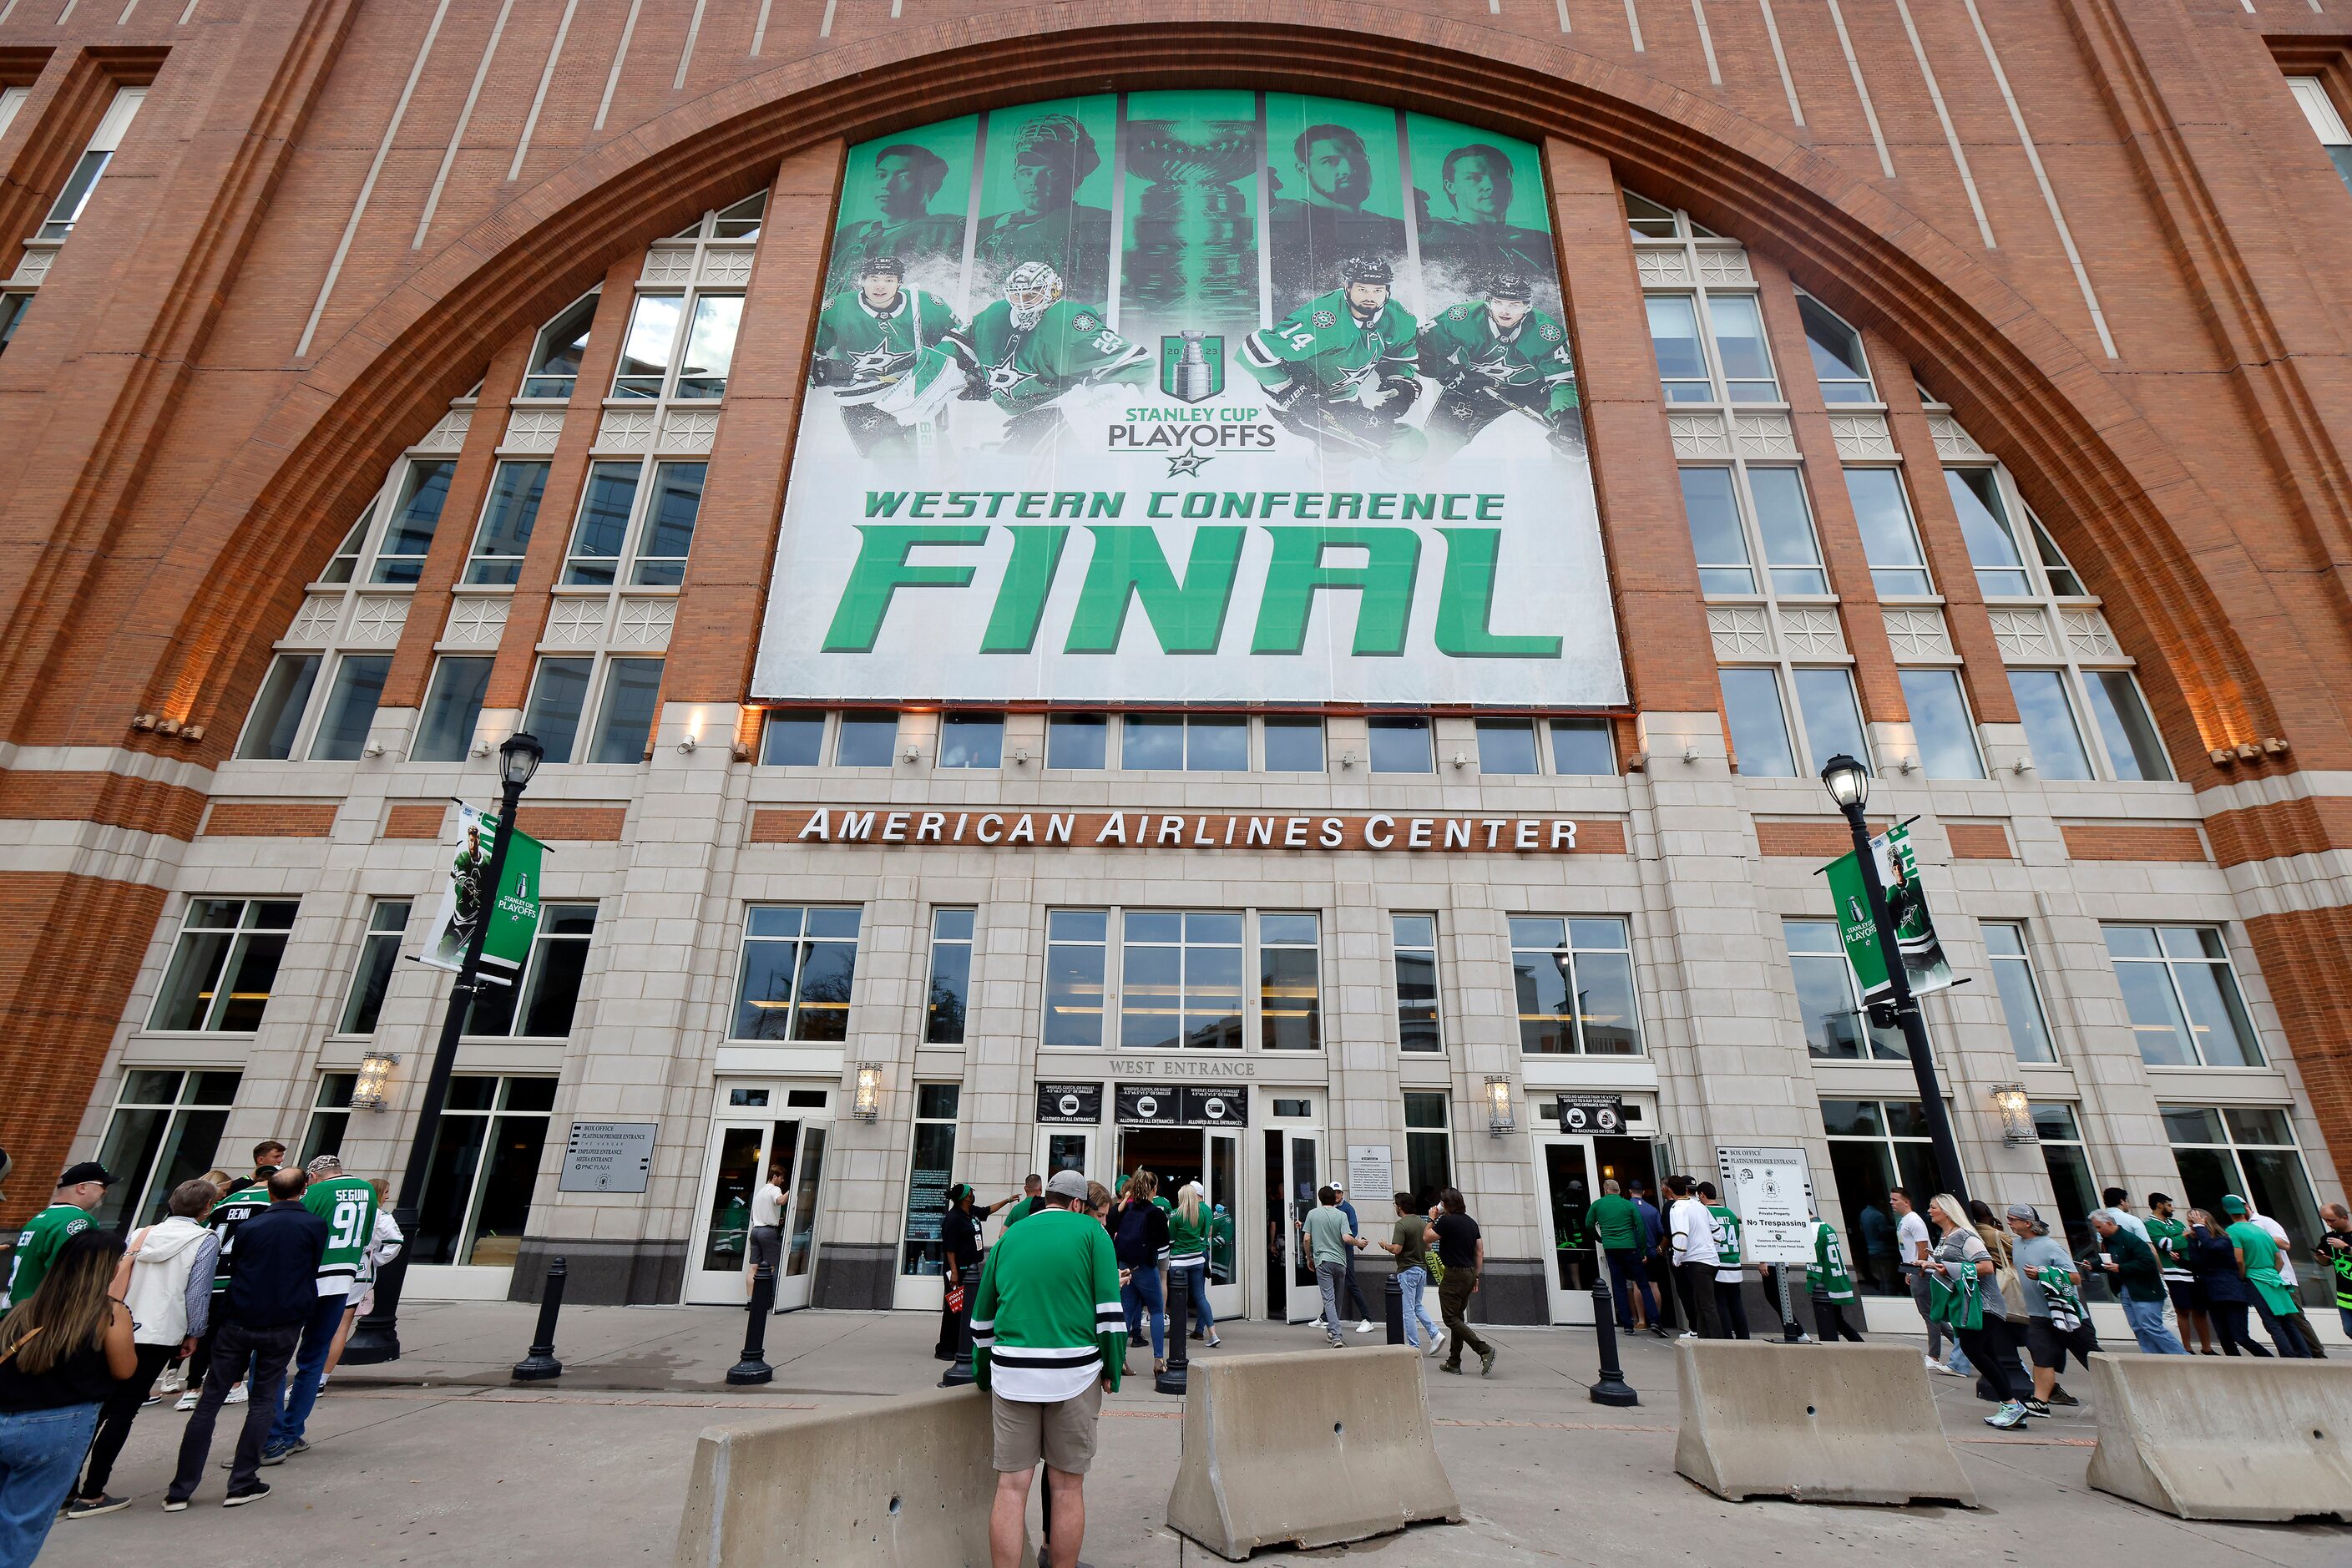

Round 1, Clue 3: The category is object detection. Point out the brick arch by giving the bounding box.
[159,6,2273,773]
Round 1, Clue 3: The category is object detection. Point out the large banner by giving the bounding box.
[751,93,1626,706]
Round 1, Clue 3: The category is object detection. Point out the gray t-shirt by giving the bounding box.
[2011,1233,2076,1318]
[1305,1205,1353,1268]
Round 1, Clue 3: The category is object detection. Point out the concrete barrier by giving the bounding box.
[1165,1346,1461,1560]
[1672,1340,1976,1506]
[672,1384,1017,1566]
[2085,1352,2352,1522]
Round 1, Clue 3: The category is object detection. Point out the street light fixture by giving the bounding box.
[343,731,544,1365]
[1817,753,1970,1204]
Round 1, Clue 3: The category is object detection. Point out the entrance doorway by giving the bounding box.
[1535,1132,1660,1325]
[685,1114,831,1307]
[1262,1126,1323,1323]
[1116,1126,1243,1320]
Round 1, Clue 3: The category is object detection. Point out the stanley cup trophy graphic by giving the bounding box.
[1122,110,1261,331]
[1170,331,1216,402]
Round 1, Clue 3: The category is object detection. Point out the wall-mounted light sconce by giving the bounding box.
[1449,751,1472,769]
[1485,1075,1516,1137]
[731,742,753,762]
[1336,750,1359,769]
[1991,1083,2035,1146]
[352,1050,401,1111]
[676,734,699,754]
[853,1062,884,1121]
[1011,748,1032,766]
[363,741,387,757]
[901,745,923,765]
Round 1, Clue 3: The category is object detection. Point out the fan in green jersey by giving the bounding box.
[942,262,1149,453]
[1418,273,1584,462]
[1241,255,1424,458]
[808,255,964,458]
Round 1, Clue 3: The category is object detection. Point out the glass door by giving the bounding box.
[1535,1135,1599,1324]
[1281,1129,1322,1323]
[686,1120,789,1302]
[1206,1131,1242,1319]
[685,1116,827,1306]
[776,1120,828,1311]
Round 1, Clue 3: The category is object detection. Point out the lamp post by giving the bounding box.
[1818,754,1969,1205]
[343,731,544,1364]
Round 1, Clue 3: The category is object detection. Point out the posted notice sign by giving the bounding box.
[1713,1145,1816,1264]
[559,1121,656,1193]
[1346,1144,1394,1202]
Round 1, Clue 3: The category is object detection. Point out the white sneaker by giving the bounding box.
[1354,1321,1375,1334]
[225,1383,248,1405]
[175,1393,200,1413]
[317,1373,329,1388]
[1424,1330,1445,1358]
[1677,1331,1698,1340]
[1928,1358,1963,1377]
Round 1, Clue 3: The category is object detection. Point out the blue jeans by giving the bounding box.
[268,1292,350,1451]
[1606,1249,1658,1330]
[0,1402,99,1568]
[1171,1260,1215,1335]
[1397,1265,1442,1347]
[2121,1294,2188,1354]
[1121,1263,1166,1358]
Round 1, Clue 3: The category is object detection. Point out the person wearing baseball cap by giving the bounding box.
[974,1165,1121,1568]
[3,1162,113,1310]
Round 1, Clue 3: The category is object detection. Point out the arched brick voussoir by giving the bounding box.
[158,4,2271,770]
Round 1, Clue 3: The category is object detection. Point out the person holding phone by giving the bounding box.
[2090,1210,2186,1353]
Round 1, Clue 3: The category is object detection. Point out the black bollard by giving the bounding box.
[511,1257,567,1382]
[726,1263,776,1385]
[1156,1272,1189,1395]
[1383,1272,1405,1345]
[941,1262,980,1388]
[1588,1277,1638,1407]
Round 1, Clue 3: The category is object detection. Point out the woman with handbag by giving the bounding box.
[1966,1198,2036,1408]
[1925,1195,2029,1431]
[62,1179,222,1520]
[0,1229,135,1565]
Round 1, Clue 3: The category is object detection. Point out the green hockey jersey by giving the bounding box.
[970,1206,1125,1400]
[2145,1215,2193,1282]
[3,1203,94,1309]
[1806,1220,1855,1301]
[811,286,962,403]
[1419,301,1577,414]
[1707,1204,1743,1276]
[1242,288,1419,402]
[303,1174,382,1297]
[945,297,1148,412]
[208,1183,272,1295]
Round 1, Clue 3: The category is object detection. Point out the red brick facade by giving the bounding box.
[3,0,2352,1214]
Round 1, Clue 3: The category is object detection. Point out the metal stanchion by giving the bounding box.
[726,1264,775,1385]
[1774,1265,1804,1343]
[941,1262,979,1388]
[1383,1272,1405,1345]
[1588,1277,1639,1407]
[510,1257,567,1382]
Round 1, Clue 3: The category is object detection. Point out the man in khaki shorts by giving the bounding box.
[973,1166,1124,1568]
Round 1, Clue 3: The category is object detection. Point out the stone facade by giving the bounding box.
[3,0,2352,1321]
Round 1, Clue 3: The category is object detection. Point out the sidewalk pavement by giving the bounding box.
[33,1300,2352,1566]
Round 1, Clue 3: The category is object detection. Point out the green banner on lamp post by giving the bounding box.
[1824,822,1952,1000]
[478,817,544,984]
